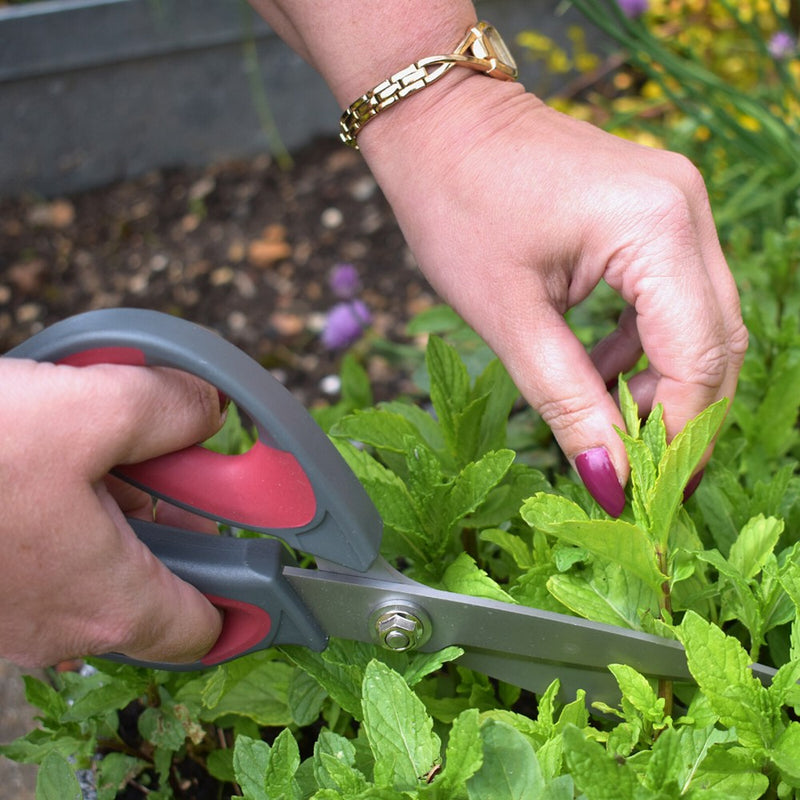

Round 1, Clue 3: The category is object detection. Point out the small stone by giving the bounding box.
[227,310,248,332]
[320,374,342,395]
[16,303,42,324]
[270,312,305,337]
[247,239,292,267]
[350,175,377,202]
[26,199,75,228]
[8,260,46,293]
[149,254,169,272]
[128,273,149,294]
[210,266,235,286]
[321,207,344,229]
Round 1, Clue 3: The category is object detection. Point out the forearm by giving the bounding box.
[248,0,477,106]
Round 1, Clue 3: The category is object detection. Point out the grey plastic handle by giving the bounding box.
[7,308,383,570]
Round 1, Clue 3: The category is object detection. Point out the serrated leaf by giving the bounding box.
[332,439,429,558]
[480,528,534,569]
[547,561,658,629]
[361,660,440,790]
[264,728,301,800]
[679,611,779,750]
[648,400,728,547]
[466,719,544,800]
[331,409,429,455]
[96,753,149,800]
[608,663,666,725]
[523,493,665,590]
[562,725,637,800]
[443,552,517,604]
[473,358,519,455]
[233,734,270,799]
[199,657,294,726]
[770,721,800,786]
[427,336,470,455]
[22,675,68,721]
[617,376,640,439]
[36,752,82,800]
[288,668,327,727]
[443,450,516,530]
[313,730,366,794]
[728,514,783,579]
[437,707,483,791]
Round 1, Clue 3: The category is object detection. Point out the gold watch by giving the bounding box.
[339,21,518,149]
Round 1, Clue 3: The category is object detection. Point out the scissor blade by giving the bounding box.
[283,563,693,702]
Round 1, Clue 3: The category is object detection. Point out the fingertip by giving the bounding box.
[575,446,627,517]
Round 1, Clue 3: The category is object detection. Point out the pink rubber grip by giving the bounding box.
[59,346,316,529]
[201,594,272,666]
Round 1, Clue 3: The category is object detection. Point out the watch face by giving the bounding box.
[484,25,518,72]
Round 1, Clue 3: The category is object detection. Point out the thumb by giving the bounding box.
[498,307,629,517]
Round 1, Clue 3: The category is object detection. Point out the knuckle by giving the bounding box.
[536,392,595,433]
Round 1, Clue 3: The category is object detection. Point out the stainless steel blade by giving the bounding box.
[283,561,693,700]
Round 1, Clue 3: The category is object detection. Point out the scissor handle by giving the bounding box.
[7,308,382,570]
[119,520,327,668]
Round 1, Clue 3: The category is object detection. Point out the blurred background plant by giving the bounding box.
[518,0,800,235]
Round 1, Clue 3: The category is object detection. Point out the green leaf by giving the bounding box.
[313,730,367,794]
[473,358,519,455]
[361,660,440,790]
[331,408,429,455]
[561,725,637,800]
[443,552,517,603]
[96,753,149,800]
[770,721,800,786]
[36,752,82,800]
[466,719,544,800]
[607,663,666,725]
[442,450,516,531]
[233,734,271,800]
[728,514,783,579]
[427,336,471,455]
[648,399,728,547]
[480,528,534,570]
[617,375,640,438]
[288,668,328,727]
[22,675,68,722]
[198,656,294,726]
[547,561,659,629]
[679,611,779,750]
[438,708,483,791]
[264,728,301,800]
[523,493,665,591]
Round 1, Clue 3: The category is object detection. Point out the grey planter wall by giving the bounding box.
[0,0,603,198]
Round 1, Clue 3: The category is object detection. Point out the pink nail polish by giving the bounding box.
[575,447,626,518]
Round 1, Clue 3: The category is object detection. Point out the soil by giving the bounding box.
[0,136,438,406]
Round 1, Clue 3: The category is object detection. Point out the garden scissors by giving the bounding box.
[9,308,776,704]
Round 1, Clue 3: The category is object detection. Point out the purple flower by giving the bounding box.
[321,300,372,350]
[617,0,648,17]
[769,31,797,59]
[328,263,361,299]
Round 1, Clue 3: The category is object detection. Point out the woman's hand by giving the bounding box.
[360,74,748,514]
[0,359,226,667]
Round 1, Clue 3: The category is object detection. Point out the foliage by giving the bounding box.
[519,0,800,233]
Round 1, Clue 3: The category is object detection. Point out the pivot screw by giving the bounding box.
[370,601,431,652]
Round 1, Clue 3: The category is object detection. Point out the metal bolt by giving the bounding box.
[370,601,431,652]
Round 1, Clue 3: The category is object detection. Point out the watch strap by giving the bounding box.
[339,21,518,150]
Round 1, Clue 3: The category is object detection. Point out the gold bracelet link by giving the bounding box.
[339,57,456,149]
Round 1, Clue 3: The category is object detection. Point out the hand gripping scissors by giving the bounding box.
[8,308,777,704]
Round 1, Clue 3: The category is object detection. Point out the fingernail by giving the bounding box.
[575,447,626,518]
[683,469,704,502]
